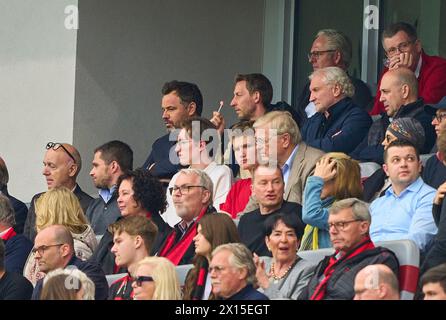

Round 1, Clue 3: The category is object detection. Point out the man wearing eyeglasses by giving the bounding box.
[23,142,93,241]
[155,169,215,265]
[369,140,437,252]
[351,67,436,164]
[370,22,446,116]
[422,97,446,189]
[298,198,399,300]
[296,29,372,119]
[31,225,108,300]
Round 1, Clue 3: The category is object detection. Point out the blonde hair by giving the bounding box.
[321,152,362,200]
[35,187,89,234]
[137,256,182,300]
[41,268,95,300]
[253,111,301,145]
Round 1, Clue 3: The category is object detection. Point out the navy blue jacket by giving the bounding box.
[142,133,181,179]
[224,284,269,300]
[302,98,372,154]
[32,255,108,300]
[422,154,446,189]
[1,188,28,234]
[4,233,33,274]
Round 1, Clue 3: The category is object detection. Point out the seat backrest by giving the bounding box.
[176,264,194,286]
[375,239,420,300]
[359,162,381,179]
[420,153,435,166]
[297,248,335,265]
[106,273,127,287]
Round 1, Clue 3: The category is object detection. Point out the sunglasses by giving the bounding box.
[134,276,154,287]
[46,142,76,163]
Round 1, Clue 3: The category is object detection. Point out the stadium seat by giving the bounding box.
[359,162,381,179]
[176,264,193,286]
[106,272,127,287]
[375,239,420,300]
[298,239,419,300]
[420,153,435,167]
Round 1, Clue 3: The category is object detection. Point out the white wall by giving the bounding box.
[0,0,78,201]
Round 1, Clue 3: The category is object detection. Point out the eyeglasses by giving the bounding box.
[385,40,414,56]
[307,50,336,61]
[134,276,154,287]
[433,113,446,123]
[168,185,206,195]
[46,142,76,163]
[208,265,228,274]
[328,219,361,231]
[31,244,64,256]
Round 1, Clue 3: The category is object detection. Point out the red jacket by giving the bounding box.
[370,51,446,115]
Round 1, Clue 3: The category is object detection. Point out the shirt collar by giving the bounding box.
[0,227,12,238]
[387,176,424,197]
[283,145,299,171]
[99,185,117,202]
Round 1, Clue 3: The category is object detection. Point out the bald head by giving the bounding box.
[43,143,82,189]
[34,225,74,273]
[354,264,399,300]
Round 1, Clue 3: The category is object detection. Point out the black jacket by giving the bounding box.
[32,255,108,300]
[1,187,28,234]
[351,98,436,164]
[298,239,399,300]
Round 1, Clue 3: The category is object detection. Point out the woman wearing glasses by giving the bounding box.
[363,117,426,202]
[183,212,240,300]
[300,152,362,250]
[23,187,97,285]
[132,256,181,300]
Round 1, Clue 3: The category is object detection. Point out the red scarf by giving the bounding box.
[159,207,208,265]
[310,237,375,300]
[0,228,16,241]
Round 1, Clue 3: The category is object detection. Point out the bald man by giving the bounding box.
[23,142,93,241]
[354,264,400,300]
[31,225,107,300]
[0,157,28,234]
[351,68,436,164]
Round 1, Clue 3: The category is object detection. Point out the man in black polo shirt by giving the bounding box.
[238,164,304,256]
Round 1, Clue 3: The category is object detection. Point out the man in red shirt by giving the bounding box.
[370,22,446,115]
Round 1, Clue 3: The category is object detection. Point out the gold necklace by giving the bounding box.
[269,258,296,284]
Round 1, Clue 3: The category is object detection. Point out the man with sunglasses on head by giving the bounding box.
[31,225,108,300]
[23,142,93,241]
[351,67,436,164]
[298,198,398,300]
[296,29,372,119]
[370,22,446,116]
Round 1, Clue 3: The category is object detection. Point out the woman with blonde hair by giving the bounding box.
[132,256,181,300]
[40,268,95,300]
[300,152,362,250]
[24,187,97,285]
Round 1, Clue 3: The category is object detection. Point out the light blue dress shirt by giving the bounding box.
[99,185,117,203]
[369,177,437,252]
[282,145,299,190]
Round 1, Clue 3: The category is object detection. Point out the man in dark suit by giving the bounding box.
[0,156,28,234]
[23,142,93,241]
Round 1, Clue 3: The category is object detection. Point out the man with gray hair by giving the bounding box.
[298,198,399,300]
[354,264,400,300]
[0,156,28,234]
[296,29,372,118]
[301,67,372,154]
[0,195,32,274]
[156,169,216,265]
[210,243,268,300]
